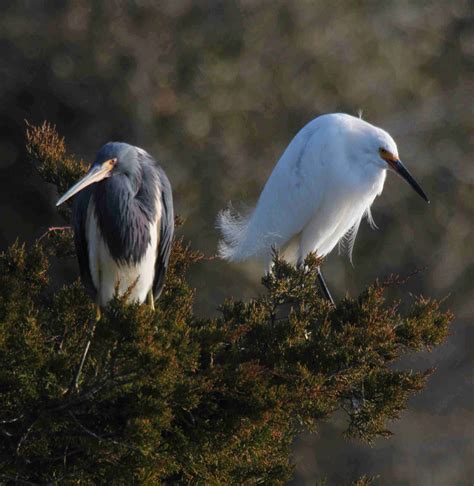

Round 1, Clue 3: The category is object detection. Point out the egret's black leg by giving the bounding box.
[317,267,334,305]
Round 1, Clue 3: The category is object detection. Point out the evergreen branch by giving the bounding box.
[0,475,38,486]
[68,412,143,453]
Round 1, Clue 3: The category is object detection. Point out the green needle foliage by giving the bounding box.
[0,124,452,484]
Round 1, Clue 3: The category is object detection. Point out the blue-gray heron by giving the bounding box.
[57,142,174,311]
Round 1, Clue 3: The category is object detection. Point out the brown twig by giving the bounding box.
[37,225,72,243]
[379,266,428,289]
[16,422,35,455]
[0,414,24,424]
[68,318,98,394]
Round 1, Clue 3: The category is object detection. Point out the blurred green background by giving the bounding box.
[0,1,472,484]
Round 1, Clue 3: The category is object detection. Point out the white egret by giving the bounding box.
[217,113,429,303]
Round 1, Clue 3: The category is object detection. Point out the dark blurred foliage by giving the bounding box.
[0,1,472,484]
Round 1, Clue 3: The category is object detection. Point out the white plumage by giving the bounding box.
[217,113,425,271]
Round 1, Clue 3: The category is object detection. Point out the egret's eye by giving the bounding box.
[379,148,396,162]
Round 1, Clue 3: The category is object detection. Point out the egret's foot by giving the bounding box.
[95,306,102,322]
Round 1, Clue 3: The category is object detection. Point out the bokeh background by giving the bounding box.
[0,1,472,484]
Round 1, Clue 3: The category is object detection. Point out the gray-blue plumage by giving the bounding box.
[70,142,174,306]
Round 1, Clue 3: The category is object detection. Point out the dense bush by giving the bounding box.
[0,124,452,484]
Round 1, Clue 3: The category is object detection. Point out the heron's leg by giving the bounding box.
[317,267,335,305]
[95,305,101,322]
[147,290,155,311]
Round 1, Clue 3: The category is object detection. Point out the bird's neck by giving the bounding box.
[93,174,157,264]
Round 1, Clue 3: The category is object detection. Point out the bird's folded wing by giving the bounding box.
[152,167,174,300]
[245,130,328,252]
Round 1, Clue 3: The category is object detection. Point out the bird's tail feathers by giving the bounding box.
[216,203,257,261]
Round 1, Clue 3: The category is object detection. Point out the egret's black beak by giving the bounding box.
[388,159,429,203]
[56,158,117,206]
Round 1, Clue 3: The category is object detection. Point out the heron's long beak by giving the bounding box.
[56,159,116,206]
[388,159,429,203]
